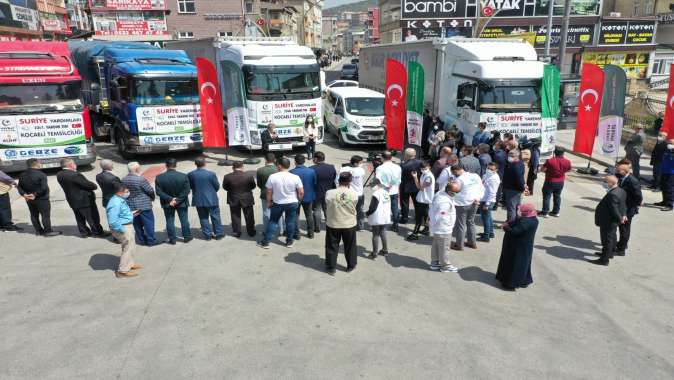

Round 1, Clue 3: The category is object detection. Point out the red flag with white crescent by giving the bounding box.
[573,63,604,156]
[196,57,226,148]
[384,58,407,151]
[662,64,674,138]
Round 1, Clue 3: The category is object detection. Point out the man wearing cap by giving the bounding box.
[324,172,359,275]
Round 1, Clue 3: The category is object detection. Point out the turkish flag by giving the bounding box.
[573,63,604,156]
[384,58,407,151]
[196,57,226,148]
[662,64,674,138]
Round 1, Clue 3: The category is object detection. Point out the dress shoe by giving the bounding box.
[43,231,61,237]
[248,230,257,237]
[346,266,355,273]
[653,201,665,206]
[232,233,242,238]
[465,242,478,249]
[419,227,430,236]
[167,240,177,245]
[451,243,464,251]
[1,225,21,231]
[115,271,138,278]
[214,234,225,240]
[587,258,609,266]
[313,228,320,233]
[406,233,419,241]
[307,233,314,239]
[614,250,626,256]
[79,233,91,238]
[662,206,673,211]
[378,250,389,256]
[130,264,143,270]
[326,268,336,276]
[368,252,377,259]
[94,231,111,238]
[477,237,490,243]
[183,237,193,243]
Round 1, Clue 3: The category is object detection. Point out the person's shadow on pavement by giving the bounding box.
[88,254,119,271]
[384,251,428,270]
[458,266,501,289]
[285,251,341,272]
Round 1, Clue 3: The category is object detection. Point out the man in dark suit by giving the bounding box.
[589,175,627,266]
[17,159,60,237]
[56,158,107,238]
[399,147,422,224]
[155,158,192,245]
[222,161,257,238]
[95,159,121,208]
[615,162,643,256]
[311,151,336,232]
[188,156,224,240]
[260,123,279,154]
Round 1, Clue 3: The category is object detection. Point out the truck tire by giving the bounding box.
[115,128,135,160]
[323,116,330,134]
[338,130,347,148]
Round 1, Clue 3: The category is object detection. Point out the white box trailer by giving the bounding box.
[359,38,553,153]
[167,37,324,151]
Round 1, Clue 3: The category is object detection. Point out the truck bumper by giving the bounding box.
[0,146,97,173]
[127,142,203,155]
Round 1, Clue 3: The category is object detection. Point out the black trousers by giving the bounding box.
[312,197,327,232]
[325,225,357,270]
[230,204,256,236]
[616,215,635,253]
[662,174,674,207]
[356,195,364,230]
[399,191,418,222]
[599,223,618,264]
[0,193,12,228]
[27,199,52,234]
[73,205,104,236]
[294,201,315,238]
[414,202,429,232]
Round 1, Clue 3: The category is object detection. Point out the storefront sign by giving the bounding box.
[582,52,651,79]
[136,105,201,146]
[89,0,165,10]
[534,25,595,48]
[403,26,471,41]
[95,20,169,36]
[658,12,674,24]
[0,113,87,160]
[599,21,655,45]
[9,4,40,31]
[401,0,600,20]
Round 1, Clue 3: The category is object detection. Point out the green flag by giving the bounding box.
[406,61,424,147]
[540,64,560,154]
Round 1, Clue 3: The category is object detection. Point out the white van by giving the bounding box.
[322,86,385,146]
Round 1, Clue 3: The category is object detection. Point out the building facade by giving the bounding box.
[165,0,250,40]
[0,0,43,40]
[85,0,171,42]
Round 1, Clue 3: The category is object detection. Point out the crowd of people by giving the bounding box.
[1,122,672,288]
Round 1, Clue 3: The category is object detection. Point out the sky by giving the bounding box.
[324,0,364,9]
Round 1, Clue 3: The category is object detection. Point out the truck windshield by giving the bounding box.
[132,79,198,106]
[346,97,384,116]
[478,85,541,111]
[0,82,82,113]
[243,65,320,99]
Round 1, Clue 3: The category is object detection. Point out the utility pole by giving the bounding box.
[557,0,572,71]
[544,0,555,57]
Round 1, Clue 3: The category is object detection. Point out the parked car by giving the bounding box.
[323,86,385,146]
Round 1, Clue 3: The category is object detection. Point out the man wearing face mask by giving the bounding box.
[650,132,669,190]
[303,116,318,160]
[659,139,674,211]
[106,183,142,278]
[589,175,627,266]
[615,163,642,256]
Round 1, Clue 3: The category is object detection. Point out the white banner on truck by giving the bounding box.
[0,112,87,160]
[136,104,202,145]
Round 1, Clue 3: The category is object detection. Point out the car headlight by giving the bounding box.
[347,120,361,130]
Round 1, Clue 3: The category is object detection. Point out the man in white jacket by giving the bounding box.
[479,162,501,242]
[449,164,485,250]
[429,180,462,272]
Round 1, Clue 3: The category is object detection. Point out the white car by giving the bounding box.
[325,79,359,89]
[322,86,385,146]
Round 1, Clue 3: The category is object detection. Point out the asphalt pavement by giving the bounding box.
[1,97,674,378]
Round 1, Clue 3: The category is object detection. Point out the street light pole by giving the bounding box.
[557,0,573,70]
[544,0,555,57]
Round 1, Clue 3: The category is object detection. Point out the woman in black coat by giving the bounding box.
[496,203,539,291]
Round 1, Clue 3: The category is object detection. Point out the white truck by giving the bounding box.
[167,37,324,151]
[359,38,553,153]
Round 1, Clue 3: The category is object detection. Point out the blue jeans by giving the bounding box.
[263,202,298,244]
[163,206,191,242]
[480,202,494,236]
[390,193,400,227]
[133,209,156,245]
[261,201,284,234]
[196,206,223,238]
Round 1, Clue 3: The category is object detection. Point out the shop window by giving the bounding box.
[178,31,194,39]
[218,31,233,37]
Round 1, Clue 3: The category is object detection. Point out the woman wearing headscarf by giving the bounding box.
[303,115,318,160]
[496,203,539,291]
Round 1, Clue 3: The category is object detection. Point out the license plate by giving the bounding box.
[42,162,61,168]
[367,135,381,140]
[169,144,188,151]
[269,143,292,151]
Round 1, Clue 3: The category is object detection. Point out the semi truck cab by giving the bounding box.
[0,41,96,173]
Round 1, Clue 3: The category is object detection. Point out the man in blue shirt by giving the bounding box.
[106,183,142,278]
[472,122,490,147]
[311,151,337,232]
[188,156,224,240]
[290,154,317,239]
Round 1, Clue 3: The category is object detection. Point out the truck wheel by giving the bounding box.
[116,132,135,160]
[338,130,347,147]
[323,117,330,134]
